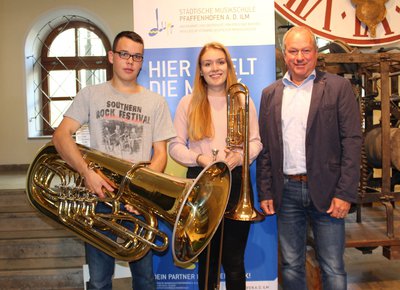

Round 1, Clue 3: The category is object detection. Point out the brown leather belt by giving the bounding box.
[285,174,307,182]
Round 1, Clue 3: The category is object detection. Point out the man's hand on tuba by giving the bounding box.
[82,166,114,198]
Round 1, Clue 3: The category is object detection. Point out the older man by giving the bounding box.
[256,26,362,290]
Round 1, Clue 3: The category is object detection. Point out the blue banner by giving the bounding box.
[133,1,278,289]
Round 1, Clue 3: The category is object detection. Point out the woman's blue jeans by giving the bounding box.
[277,178,347,290]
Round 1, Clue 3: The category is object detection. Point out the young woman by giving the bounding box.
[169,42,262,290]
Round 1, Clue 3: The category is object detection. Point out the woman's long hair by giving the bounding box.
[188,42,237,141]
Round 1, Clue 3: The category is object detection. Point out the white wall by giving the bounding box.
[0,0,132,165]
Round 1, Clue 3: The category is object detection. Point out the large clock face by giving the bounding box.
[275,0,400,46]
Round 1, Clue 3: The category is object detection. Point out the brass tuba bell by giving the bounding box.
[225,83,265,222]
[26,142,231,263]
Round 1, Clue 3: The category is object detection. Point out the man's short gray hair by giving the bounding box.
[281,26,318,53]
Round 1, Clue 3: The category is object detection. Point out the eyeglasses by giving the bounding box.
[286,49,314,57]
[113,51,144,62]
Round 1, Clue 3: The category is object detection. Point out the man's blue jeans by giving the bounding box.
[277,178,347,290]
[85,202,156,290]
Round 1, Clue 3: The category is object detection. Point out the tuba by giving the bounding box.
[26,142,231,263]
[224,83,264,221]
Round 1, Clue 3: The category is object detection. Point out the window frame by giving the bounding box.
[40,21,112,135]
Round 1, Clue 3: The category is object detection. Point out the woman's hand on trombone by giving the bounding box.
[224,148,242,170]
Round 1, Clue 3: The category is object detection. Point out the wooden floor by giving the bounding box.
[346,247,400,290]
[345,202,400,289]
[2,170,400,289]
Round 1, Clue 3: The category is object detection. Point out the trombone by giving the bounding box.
[225,82,264,222]
[205,83,264,290]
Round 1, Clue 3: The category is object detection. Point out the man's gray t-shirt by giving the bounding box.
[65,81,175,163]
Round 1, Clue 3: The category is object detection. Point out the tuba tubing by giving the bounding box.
[225,83,265,222]
[26,142,231,263]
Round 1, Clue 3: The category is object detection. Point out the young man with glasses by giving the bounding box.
[52,31,176,290]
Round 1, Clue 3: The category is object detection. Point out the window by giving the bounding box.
[27,16,112,137]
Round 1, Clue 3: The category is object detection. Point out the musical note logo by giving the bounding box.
[148,8,174,37]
